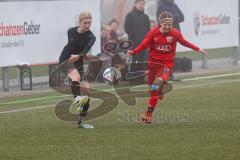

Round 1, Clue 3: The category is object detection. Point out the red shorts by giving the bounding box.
[147,65,172,85]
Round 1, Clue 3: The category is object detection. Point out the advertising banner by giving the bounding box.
[176,0,239,51]
[0,0,101,67]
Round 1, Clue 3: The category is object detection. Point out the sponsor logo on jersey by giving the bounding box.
[155,45,172,52]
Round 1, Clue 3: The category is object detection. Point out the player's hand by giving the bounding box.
[127,50,134,57]
[199,49,208,57]
[68,55,80,63]
[84,54,94,61]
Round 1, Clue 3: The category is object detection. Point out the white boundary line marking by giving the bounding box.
[175,79,240,90]
[0,72,240,105]
[0,78,240,114]
[182,72,240,82]
[0,104,54,114]
[0,95,69,105]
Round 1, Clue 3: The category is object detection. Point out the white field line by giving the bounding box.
[175,79,240,90]
[0,95,69,105]
[0,104,54,114]
[131,79,240,92]
[0,78,240,114]
[182,72,240,82]
[1,72,240,106]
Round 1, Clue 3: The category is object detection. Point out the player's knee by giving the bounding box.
[155,77,164,84]
[71,75,81,82]
[75,75,81,82]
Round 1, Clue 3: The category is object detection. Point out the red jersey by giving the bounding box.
[132,27,200,68]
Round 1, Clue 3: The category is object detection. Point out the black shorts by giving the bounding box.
[58,58,86,80]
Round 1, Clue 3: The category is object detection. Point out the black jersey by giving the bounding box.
[59,27,96,63]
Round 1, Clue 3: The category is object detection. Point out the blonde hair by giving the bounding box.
[79,12,92,22]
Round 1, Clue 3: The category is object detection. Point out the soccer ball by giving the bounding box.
[103,67,122,85]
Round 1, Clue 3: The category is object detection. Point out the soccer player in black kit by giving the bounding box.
[59,12,96,129]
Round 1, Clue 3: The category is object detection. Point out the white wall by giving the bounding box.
[0,0,101,67]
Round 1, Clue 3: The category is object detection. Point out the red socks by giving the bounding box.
[148,84,164,111]
[148,89,159,110]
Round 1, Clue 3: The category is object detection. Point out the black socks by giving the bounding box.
[80,98,90,117]
[71,81,81,98]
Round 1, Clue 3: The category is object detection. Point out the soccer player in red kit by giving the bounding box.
[127,11,208,124]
